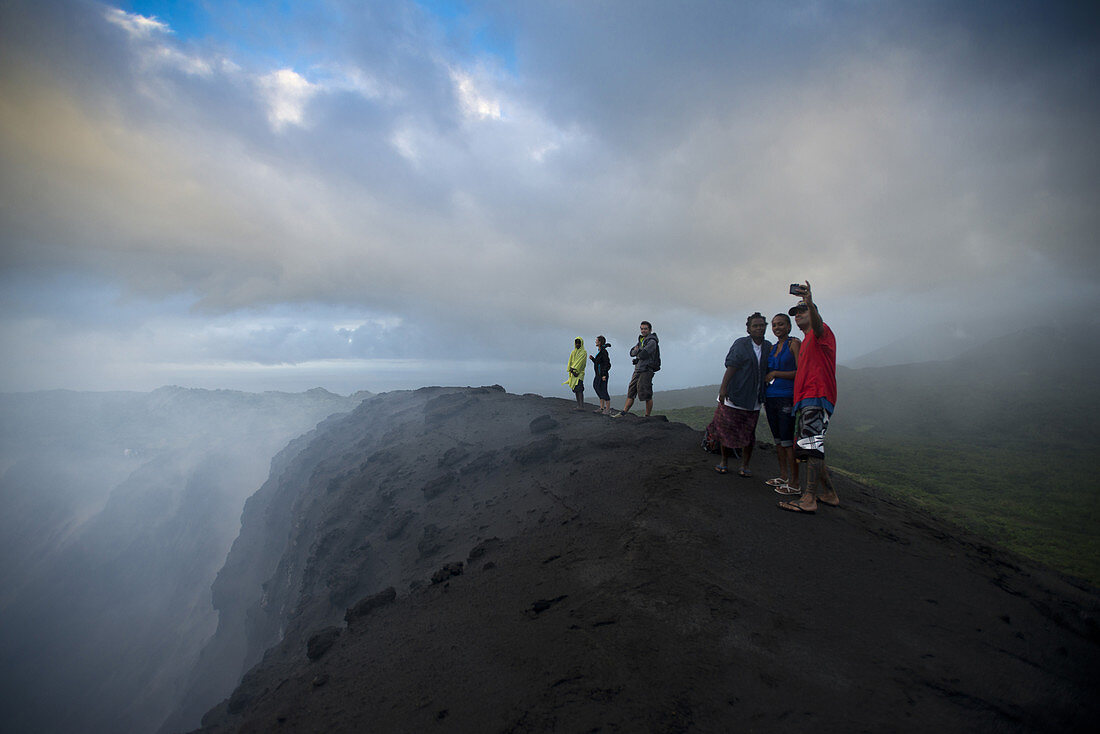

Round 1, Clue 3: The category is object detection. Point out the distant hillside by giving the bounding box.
[0,387,368,734]
[610,383,721,410]
[843,317,1098,369]
[838,324,1098,443]
[843,321,977,368]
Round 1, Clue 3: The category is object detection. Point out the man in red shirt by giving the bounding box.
[779,281,840,513]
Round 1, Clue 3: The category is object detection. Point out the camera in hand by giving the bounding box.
[789,283,807,296]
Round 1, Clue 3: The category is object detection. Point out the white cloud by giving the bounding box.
[529,141,559,162]
[103,8,171,39]
[260,68,317,129]
[317,63,394,102]
[450,69,502,121]
[151,45,214,76]
[104,7,216,78]
[389,125,419,162]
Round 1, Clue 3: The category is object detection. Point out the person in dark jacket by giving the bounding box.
[613,321,660,418]
[713,313,772,476]
[589,336,612,414]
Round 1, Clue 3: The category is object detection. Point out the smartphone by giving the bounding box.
[789,283,806,296]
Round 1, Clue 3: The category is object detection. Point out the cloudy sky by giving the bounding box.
[1,0,1097,396]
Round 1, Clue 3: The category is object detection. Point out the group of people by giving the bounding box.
[564,321,661,418]
[564,281,838,515]
[708,281,838,513]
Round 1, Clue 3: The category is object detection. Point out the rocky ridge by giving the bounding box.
[178,386,1098,733]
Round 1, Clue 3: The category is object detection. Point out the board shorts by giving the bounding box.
[626,370,654,401]
[795,405,830,460]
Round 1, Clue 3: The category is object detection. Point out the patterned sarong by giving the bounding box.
[712,403,759,450]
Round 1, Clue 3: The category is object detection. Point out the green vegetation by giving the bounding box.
[657,404,1100,588]
[827,437,1099,585]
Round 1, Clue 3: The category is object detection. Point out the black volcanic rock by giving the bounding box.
[421,471,457,499]
[431,562,464,584]
[384,510,415,540]
[184,387,1100,734]
[526,595,567,617]
[417,524,445,558]
[510,434,560,464]
[344,587,396,625]
[528,414,558,433]
[467,537,501,562]
[305,627,341,661]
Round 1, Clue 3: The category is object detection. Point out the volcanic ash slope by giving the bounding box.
[190,386,1100,734]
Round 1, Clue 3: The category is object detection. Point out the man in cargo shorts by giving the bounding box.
[613,321,660,418]
[779,282,840,513]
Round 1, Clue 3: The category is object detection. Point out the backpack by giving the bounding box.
[651,342,661,372]
[702,419,720,453]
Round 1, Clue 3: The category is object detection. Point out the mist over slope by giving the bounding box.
[0,386,367,734]
[639,323,1099,413]
[837,325,1098,440]
[169,386,1097,733]
[842,323,976,368]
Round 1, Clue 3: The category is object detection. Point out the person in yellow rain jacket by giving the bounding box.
[564,337,587,410]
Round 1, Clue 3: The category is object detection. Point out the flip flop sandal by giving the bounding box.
[714,465,729,474]
[765,477,786,486]
[779,500,815,513]
[774,484,801,496]
[738,468,753,478]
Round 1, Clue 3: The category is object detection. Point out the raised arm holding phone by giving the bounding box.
[779,281,840,514]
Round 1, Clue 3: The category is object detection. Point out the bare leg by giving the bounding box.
[717,444,732,471]
[792,458,817,510]
[778,445,798,486]
[814,459,839,506]
[621,397,635,414]
[740,442,754,472]
[773,444,788,482]
[644,399,653,416]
